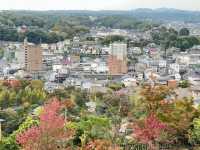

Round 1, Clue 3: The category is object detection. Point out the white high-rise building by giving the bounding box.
[15,49,25,68]
[110,43,127,61]
[108,42,128,75]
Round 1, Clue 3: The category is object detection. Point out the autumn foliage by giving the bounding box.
[140,85,171,112]
[62,99,75,110]
[132,113,167,144]
[16,98,74,150]
[82,139,120,150]
[3,79,21,88]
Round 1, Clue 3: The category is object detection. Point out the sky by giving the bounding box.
[0,0,200,11]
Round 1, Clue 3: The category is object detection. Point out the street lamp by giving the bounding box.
[0,119,5,141]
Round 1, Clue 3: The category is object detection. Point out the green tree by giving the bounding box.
[101,35,125,45]
[30,80,44,89]
[0,116,38,150]
[189,118,200,145]
[108,83,125,91]
[68,115,112,147]
[0,48,4,59]
[176,36,199,51]
[179,28,190,36]
[179,80,190,88]
[158,99,199,144]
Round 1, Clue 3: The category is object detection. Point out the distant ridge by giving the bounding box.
[131,8,200,22]
[1,8,200,22]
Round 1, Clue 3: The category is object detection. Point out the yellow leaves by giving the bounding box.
[32,106,43,116]
[141,85,171,102]
[23,102,30,108]
[30,80,44,89]
[139,85,173,113]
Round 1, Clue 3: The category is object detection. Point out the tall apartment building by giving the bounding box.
[24,39,43,73]
[108,43,128,75]
[15,49,25,68]
[110,43,127,61]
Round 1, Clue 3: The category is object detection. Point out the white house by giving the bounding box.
[53,64,62,72]
[174,73,181,81]
[121,77,137,87]
[159,60,167,68]
[176,55,190,66]
[169,63,180,74]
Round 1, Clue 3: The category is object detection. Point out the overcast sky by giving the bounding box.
[0,0,200,11]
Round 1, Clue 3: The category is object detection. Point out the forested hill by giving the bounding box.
[131,8,200,22]
[6,8,200,22]
[67,8,200,22]
[0,10,155,43]
[0,9,200,44]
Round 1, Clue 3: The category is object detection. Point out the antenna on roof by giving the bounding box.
[24,37,28,45]
[39,37,42,45]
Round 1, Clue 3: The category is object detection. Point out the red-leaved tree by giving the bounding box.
[16,98,74,150]
[132,114,167,147]
[82,139,120,150]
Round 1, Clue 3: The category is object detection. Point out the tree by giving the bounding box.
[30,80,44,89]
[101,35,125,45]
[16,99,74,150]
[189,118,200,145]
[73,90,90,108]
[140,85,171,113]
[82,139,120,150]
[108,83,124,91]
[158,98,199,144]
[179,28,190,36]
[132,113,167,146]
[138,85,199,145]
[179,80,190,88]
[151,27,178,57]
[0,116,38,150]
[68,115,112,148]
[176,36,199,51]
[0,48,4,59]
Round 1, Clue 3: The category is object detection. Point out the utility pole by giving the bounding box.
[0,119,5,141]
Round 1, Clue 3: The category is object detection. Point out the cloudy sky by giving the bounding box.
[0,0,200,11]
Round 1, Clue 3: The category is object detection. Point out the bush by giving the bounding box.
[108,83,125,91]
[179,80,190,88]
[0,137,19,150]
